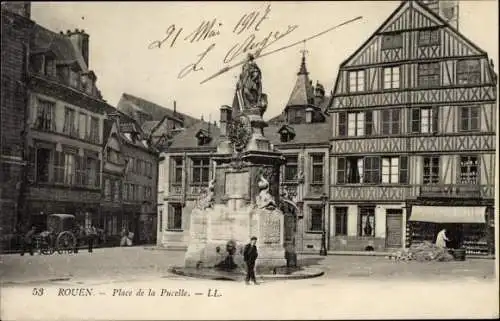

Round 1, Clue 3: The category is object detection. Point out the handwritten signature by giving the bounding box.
[178,43,216,79]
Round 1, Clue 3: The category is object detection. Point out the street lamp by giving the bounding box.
[320,193,328,256]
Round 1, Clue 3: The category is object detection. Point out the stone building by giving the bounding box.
[0,2,34,239]
[101,107,159,245]
[157,54,332,253]
[328,0,496,254]
[23,24,108,230]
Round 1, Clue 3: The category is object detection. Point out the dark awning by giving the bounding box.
[409,206,486,224]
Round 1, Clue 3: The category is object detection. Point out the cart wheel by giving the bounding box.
[56,231,76,252]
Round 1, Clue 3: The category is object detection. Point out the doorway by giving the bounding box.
[386,209,403,248]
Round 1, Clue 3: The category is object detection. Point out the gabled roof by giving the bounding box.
[30,24,88,73]
[117,93,199,128]
[286,55,315,108]
[266,116,332,147]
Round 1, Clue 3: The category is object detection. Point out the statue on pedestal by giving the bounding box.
[255,171,277,211]
[236,54,268,117]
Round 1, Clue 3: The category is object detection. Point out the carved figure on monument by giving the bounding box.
[255,171,277,210]
[195,178,215,210]
[228,115,251,152]
[236,54,268,116]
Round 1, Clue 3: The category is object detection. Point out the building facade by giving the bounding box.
[24,25,108,230]
[0,3,34,241]
[328,0,496,254]
[157,55,333,253]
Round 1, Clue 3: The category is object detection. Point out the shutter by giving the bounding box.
[399,156,408,184]
[27,147,36,183]
[337,157,346,184]
[54,151,61,183]
[411,108,420,133]
[338,112,346,137]
[96,159,101,187]
[365,111,373,136]
[432,106,439,133]
[75,155,81,185]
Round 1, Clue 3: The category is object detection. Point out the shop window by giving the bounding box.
[335,207,348,236]
[358,207,375,237]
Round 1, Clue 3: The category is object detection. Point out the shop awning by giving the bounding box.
[409,206,486,224]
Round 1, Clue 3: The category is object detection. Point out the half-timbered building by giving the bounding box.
[328,0,497,254]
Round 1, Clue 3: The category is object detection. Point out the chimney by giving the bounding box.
[173,100,177,115]
[67,29,90,66]
[219,105,232,137]
[417,0,459,30]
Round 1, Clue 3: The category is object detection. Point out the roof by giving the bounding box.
[117,93,199,127]
[142,120,161,135]
[268,96,331,125]
[266,115,332,147]
[168,122,220,151]
[30,24,88,73]
[286,55,315,107]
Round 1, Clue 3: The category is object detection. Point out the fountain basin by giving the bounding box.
[169,266,324,281]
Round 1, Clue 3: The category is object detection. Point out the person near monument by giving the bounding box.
[243,236,259,285]
[435,228,450,249]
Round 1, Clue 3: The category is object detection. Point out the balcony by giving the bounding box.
[419,184,482,199]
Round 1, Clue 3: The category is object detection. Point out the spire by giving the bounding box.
[286,50,315,108]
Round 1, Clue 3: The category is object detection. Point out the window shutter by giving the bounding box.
[338,112,346,137]
[399,156,408,184]
[411,108,420,133]
[432,106,439,133]
[27,147,36,183]
[365,111,373,136]
[96,159,101,187]
[337,157,346,184]
[54,151,60,183]
[75,155,81,185]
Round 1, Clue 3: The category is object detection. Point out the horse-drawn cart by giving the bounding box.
[35,214,78,255]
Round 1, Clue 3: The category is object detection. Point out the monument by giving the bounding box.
[184,54,289,273]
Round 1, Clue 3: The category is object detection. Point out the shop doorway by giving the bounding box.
[386,209,403,248]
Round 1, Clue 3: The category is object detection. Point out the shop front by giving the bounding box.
[407,204,492,256]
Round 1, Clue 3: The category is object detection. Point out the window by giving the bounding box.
[113,180,120,201]
[130,184,136,201]
[460,106,480,131]
[289,109,305,124]
[418,29,440,46]
[104,179,112,200]
[337,157,363,184]
[335,207,348,236]
[364,157,380,184]
[423,156,440,184]
[53,152,64,184]
[382,157,399,184]
[309,206,323,232]
[381,33,403,50]
[44,58,56,77]
[418,63,440,87]
[84,212,92,229]
[36,148,52,183]
[284,155,298,182]
[459,156,479,185]
[168,204,183,230]
[457,59,481,85]
[348,70,365,92]
[172,158,183,184]
[90,117,99,144]
[411,107,438,133]
[35,99,55,131]
[86,157,98,187]
[78,113,88,140]
[338,112,347,137]
[347,112,364,137]
[123,184,128,201]
[358,207,375,237]
[63,153,76,185]
[128,158,135,174]
[365,111,373,136]
[381,109,400,135]
[107,148,120,164]
[311,154,324,184]
[383,66,400,89]
[63,107,76,136]
[192,158,210,185]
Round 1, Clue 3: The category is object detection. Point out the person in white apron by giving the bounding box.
[435,228,450,248]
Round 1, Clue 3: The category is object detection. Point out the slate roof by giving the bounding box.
[30,25,88,73]
[266,115,332,148]
[168,122,220,151]
[142,120,161,136]
[286,55,315,107]
[268,96,331,125]
[117,93,199,128]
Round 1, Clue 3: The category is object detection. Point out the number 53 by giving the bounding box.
[32,288,44,296]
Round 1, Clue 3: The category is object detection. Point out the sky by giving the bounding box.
[31,1,499,122]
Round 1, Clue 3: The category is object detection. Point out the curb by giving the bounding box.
[1,277,72,286]
[169,267,324,281]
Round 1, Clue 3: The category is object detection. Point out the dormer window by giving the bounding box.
[44,57,56,77]
[195,129,212,146]
[69,69,80,88]
[278,125,296,143]
[305,107,314,123]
